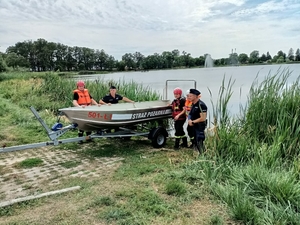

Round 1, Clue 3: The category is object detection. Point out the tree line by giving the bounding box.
[0,38,300,73]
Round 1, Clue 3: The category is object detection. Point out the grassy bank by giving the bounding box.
[0,70,300,224]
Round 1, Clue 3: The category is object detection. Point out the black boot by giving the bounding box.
[195,140,206,153]
[174,138,180,150]
[181,137,188,148]
[189,138,195,149]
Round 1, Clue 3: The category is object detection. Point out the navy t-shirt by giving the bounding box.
[190,100,207,123]
[102,94,123,104]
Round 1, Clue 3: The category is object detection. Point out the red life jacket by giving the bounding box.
[172,97,186,120]
[73,89,92,106]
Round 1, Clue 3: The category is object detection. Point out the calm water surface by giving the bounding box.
[79,64,300,118]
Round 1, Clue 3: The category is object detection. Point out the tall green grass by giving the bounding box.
[193,68,300,224]
[0,72,161,112]
[35,74,161,111]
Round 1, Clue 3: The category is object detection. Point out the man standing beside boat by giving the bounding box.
[188,89,207,153]
[73,80,100,144]
[99,86,134,105]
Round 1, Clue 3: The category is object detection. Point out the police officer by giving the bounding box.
[187,89,207,153]
[99,85,134,134]
[99,86,134,105]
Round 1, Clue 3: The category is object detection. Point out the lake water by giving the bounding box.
[79,64,300,120]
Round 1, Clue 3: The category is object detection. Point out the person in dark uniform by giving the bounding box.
[99,85,134,134]
[99,86,134,105]
[187,89,207,153]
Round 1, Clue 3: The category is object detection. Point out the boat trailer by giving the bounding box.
[0,106,170,154]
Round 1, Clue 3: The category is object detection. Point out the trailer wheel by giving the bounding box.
[149,127,168,148]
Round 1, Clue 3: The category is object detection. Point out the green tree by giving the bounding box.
[105,55,116,71]
[277,50,286,61]
[65,47,76,71]
[94,49,108,70]
[276,56,285,63]
[116,60,126,71]
[34,38,49,71]
[266,51,272,61]
[180,51,192,68]
[238,53,248,64]
[287,48,294,61]
[272,55,278,63]
[194,56,205,66]
[249,50,259,63]
[122,53,135,69]
[295,48,300,61]
[133,52,144,70]
[82,47,94,70]
[162,51,174,68]
[5,52,29,68]
[260,53,267,62]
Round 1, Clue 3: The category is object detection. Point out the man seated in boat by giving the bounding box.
[99,86,134,105]
[73,80,99,144]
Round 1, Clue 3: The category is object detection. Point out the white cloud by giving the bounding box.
[0,0,299,60]
[232,0,300,17]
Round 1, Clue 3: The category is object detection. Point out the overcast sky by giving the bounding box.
[0,0,299,60]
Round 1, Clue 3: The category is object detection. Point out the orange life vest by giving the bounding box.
[73,89,92,106]
[185,100,193,116]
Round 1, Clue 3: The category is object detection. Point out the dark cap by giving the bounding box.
[110,86,117,89]
[189,89,201,96]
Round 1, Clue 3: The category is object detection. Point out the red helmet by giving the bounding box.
[77,80,85,87]
[173,87,182,95]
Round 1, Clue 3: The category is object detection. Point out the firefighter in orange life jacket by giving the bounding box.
[73,80,100,144]
[171,87,188,149]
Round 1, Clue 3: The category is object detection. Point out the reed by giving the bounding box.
[35,74,161,111]
[197,67,300,224]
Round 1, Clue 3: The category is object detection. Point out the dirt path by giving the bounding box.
[0,147,124,202]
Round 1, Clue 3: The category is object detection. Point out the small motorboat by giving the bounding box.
[59,100,172,131]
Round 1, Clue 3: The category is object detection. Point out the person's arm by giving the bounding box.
[99,97,111,106]
[73,92,82,107]
[192,112,207,124]
[73,100,81,107]
[122,97,134,103]
[99,99,106,104]
[91,98,100,106]
[191,103,207,124]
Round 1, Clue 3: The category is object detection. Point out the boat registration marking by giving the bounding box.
[111,114,133,120]
[88,112,112,120]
